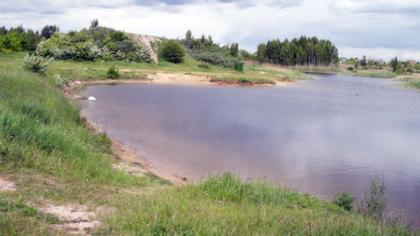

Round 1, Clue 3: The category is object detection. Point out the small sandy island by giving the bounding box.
[70,72,290,87]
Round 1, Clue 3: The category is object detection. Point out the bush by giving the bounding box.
[192,51,239,68]
[160,40,185,63]
[22,54,53,73]
[107,66,119,79]
[197,63,210,70]
[347,66,354,71]
[234,62,244,72]
[73,41,102,61]
[396,63,405,75]
[127,46,152,63]
[334,192,354,211]
[406,64,414,73]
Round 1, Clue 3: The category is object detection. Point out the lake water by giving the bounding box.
[81,74,420,226]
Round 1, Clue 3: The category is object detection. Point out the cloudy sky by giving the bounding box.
[1,0,419,60]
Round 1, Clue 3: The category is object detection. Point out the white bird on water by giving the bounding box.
[88,96,96,101]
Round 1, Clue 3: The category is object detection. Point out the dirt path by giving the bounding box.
[39,203,101,235]
[0,176,16,192]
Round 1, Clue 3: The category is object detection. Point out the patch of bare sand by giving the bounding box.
[133,34,161,63]
[112,141,186,186]
[0,176,16,192]
[146,72,212,86]
[40,203,101,235]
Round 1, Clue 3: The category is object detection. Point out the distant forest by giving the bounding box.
[256,37,339,66]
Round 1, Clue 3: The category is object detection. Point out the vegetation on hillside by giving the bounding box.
[36,20,151,63]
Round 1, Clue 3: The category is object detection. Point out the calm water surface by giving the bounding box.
[81,75,420,226]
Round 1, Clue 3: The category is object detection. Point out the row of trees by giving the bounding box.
[343,56,419,74]
[256,36,339,66]
[343,56,386,69]
[0,25,59,51]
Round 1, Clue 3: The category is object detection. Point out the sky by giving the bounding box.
[1,0,419,61]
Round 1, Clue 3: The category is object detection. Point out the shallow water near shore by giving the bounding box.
[81,74,420,226]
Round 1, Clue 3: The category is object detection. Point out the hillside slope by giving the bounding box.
[132,34,161,63]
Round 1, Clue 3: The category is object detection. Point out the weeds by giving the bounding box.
[358,177,387,221]
[107,66,119,79]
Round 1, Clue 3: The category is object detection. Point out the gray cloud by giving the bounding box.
[0,0,303,14]
[0,0,66,14]
[131,0,302,7]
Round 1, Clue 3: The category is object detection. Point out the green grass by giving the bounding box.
[0,51,414,235]
[350,70,397,78]
[407,80,420,89]
[98,174,410,235]
[0,196,61,235]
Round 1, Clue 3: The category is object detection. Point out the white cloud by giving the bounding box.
[333,0,420,14]
[0,0,419,60]
[339,47,420,61]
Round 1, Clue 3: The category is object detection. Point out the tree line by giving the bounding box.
[0,25,59,52]
[256,36,339,66]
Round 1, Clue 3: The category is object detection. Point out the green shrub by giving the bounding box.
[160,40,185,63]
[22,54,53,73]
[126,46,152,63]
[192,51,239,68]
[107,66,119,79]
[197,63,210,69]
[333,192,354,211]
[347,66,354,71]
[406,64,414,73]
[396,63,405,75]
[234,62,244,72]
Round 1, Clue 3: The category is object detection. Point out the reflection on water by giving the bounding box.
[81,75,420,226]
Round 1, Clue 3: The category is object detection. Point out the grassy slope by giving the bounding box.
[0,52,412,235]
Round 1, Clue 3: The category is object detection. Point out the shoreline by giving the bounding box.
[84,121,187,186]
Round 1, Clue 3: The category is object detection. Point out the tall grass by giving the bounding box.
[408,80,420,89]
[0,53,150,186]
[98,174,411,235]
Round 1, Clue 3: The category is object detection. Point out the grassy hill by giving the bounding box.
[0,51,413,235]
